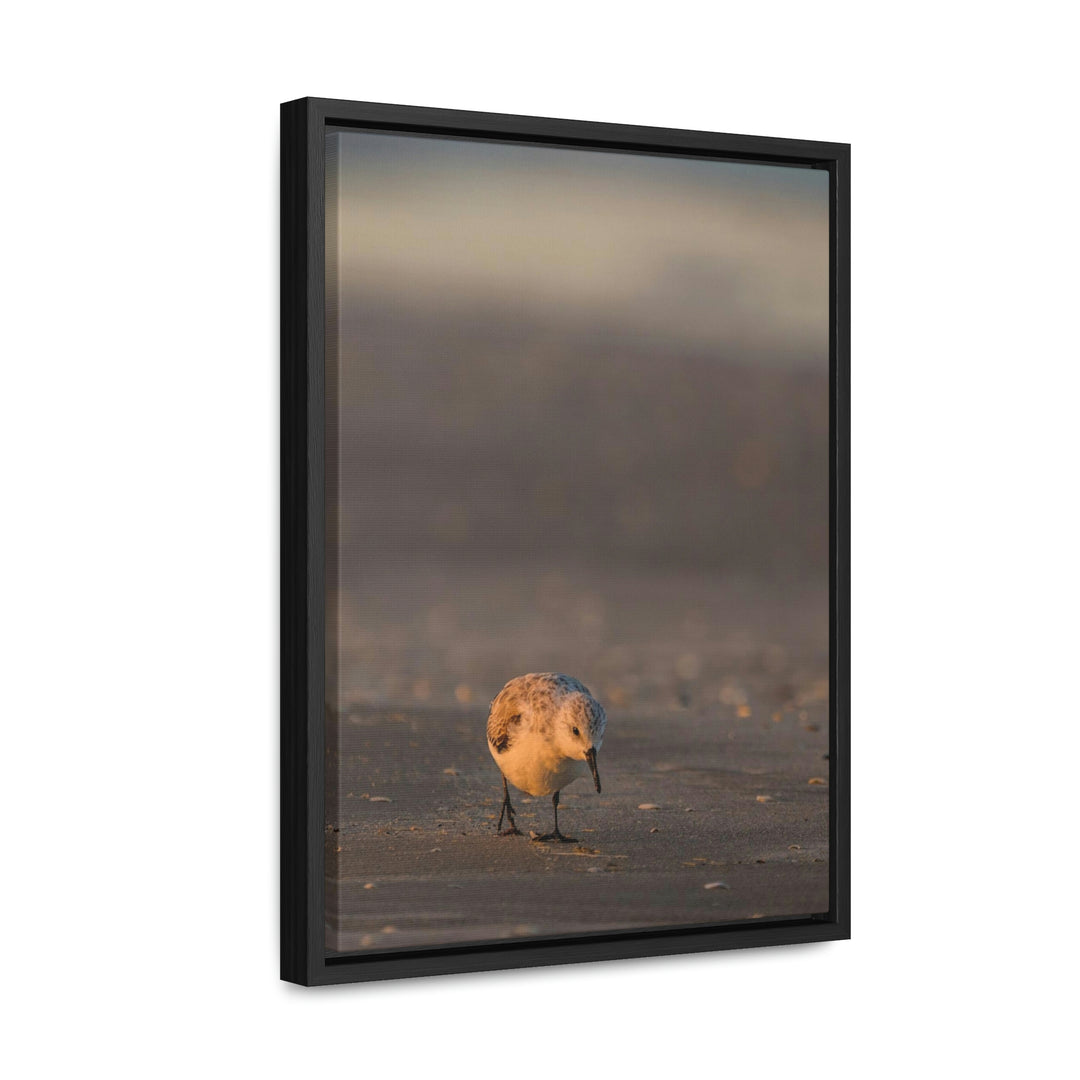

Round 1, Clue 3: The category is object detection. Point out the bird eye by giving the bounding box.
[572,727,580,736]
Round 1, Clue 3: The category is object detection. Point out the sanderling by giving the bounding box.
[486,672,606,842]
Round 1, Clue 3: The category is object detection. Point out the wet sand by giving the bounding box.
[326,693,829,954]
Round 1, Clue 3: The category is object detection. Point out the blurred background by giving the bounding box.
[326,130,830,714]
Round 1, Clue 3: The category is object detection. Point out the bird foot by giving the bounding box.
[531,831,577,844]
[498,826,523,836]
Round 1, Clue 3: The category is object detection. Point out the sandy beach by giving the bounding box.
[326,686,829,954]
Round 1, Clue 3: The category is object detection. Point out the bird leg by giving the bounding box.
[497,776,522,836]
[533,790,577,843]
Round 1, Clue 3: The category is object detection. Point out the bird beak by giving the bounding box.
[585,747,601,793]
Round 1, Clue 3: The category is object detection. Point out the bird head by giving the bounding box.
[556,695,606,792]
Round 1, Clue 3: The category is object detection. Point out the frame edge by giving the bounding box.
[281,97,316,985]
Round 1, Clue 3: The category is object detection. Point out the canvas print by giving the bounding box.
[324,128,830,955]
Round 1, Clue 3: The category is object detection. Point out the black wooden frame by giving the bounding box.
[281,97,850,986]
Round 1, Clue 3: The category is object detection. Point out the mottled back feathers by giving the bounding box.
[487,672,605,756]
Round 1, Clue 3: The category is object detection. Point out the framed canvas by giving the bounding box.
[281,97,850,986]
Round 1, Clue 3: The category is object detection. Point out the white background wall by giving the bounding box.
[2,3,1077,1076]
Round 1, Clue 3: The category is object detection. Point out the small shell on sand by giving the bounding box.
[638,803,660,810]
[704,881,730,890]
